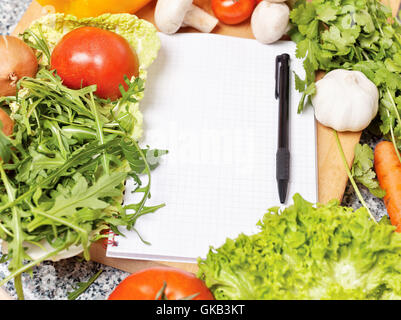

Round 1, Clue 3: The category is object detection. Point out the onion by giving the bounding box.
[0,35,38,97]
[0,108,14,136]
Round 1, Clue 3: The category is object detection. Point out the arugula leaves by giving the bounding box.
[0,37,165,299]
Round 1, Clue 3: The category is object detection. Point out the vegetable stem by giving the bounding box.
[13,275,24,301]
[386,88,401,125]
[384,90,401,164]
[30,209,87,235]
[387,109,401,164]
[29,211,90,261]
[334,130,377,223]
[40,115,126,136]
[0,221,12,237]
[0,242,71,288]
[128,138,152,216]
[67,269,103,300]
[0,163,25,299]
[88,92,109,175]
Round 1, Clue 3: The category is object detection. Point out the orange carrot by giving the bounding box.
[374,141,401,232]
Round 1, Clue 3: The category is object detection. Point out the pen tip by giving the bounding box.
[278,180,288,204]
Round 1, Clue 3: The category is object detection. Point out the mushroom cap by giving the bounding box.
[155,0,193,34]
[251,1,290,44]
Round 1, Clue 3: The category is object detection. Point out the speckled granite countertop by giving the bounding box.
[0,0,388,300]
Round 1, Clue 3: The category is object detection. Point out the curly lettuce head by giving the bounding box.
[23,13,160,140]
[197,194,401,300]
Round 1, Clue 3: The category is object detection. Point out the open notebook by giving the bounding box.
[106,33,317,263]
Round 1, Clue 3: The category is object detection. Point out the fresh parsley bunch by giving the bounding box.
[290,0,401,195]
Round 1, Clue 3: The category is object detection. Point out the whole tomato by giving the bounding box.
[50,26,139,101]
[211,0,256,25]
[108,267,215,300]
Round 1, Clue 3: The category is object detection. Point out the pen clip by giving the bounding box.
[275,55,282,99]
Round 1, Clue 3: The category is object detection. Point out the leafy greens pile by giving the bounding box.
[290,0,401,193]
[198,194,401,300]
[0,14,164,299]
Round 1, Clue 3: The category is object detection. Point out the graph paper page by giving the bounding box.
[107,33,317,262]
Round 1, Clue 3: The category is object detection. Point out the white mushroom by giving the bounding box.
[251,1,290,44]
[155,0,218,35]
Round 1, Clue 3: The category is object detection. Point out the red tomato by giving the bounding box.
[108,267,215,300]
[211,0,256,25]
[50,26,139,101]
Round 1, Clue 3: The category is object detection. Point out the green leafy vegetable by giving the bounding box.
[197,194,401,300]
[290,0,401,153]
[0,14,164,300]
[68,269,103,300]
[351,143,386,198]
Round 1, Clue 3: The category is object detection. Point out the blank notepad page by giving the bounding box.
[107,33,317,262]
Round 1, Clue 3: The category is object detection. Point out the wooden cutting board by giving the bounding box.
[9,0,400,275]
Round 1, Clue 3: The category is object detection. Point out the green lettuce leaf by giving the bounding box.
[197,194,401,300]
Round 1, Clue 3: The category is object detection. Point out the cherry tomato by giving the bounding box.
[211,0,256,25]
[50,26,139,101]
[108,267,215,300]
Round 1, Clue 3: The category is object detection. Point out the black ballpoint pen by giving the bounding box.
[275,54,290,204]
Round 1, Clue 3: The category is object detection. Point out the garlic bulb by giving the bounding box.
[311,69,379,132]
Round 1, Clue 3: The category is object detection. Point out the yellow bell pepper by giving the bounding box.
[37,0,153,18]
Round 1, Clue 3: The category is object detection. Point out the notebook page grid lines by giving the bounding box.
[107,33,317,262]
